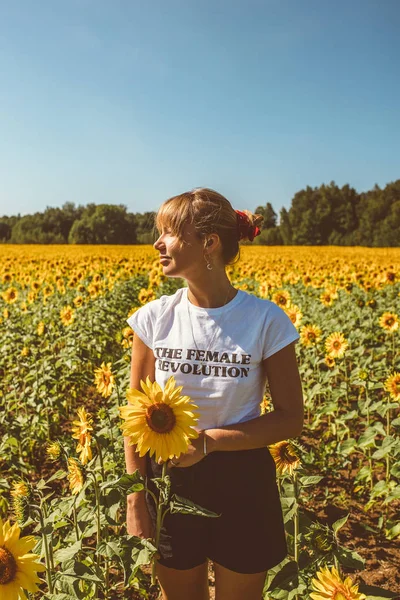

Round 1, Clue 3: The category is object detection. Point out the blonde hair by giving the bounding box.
[154,188,263,265]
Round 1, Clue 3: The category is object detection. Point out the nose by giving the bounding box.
[153,234,164,251]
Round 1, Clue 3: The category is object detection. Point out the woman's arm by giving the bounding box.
[205,341,303,452]
[125,333,155,506]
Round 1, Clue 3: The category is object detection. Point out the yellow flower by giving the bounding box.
[384,372,400,401]
[271,289,291,308]
[0,518,46,599]
[67,458,84,495]
[324,355,336,369]
[71,407,94,465]
[60,305,74,326]
[378,312,399,333]
[94,362,115,398]
[320,291,334,306]
[10,482,32,525]
[260,394,272,415]
[300,324,322,346]
[310,565,366,600]
[46,441,61,461]
[1,287,18,304]
[325,332,348,359]
[268,440,301,476]
[36,322,45,336]
[285,304,302,328]
[119,375,199,463]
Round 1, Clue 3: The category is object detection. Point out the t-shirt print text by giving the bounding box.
[155,347,251,379]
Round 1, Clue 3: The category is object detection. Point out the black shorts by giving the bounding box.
[145,447,288,574]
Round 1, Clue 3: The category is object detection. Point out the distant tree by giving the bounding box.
[279,207,292,245]
[69,204,137,244]
[255,202,277,230]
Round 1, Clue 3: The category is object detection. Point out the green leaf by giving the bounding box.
[169,494,220,518]
[332,513,349,534]
[358,581,400,598]
[372,436,397,460]
[53,540,82,565]
[335,545,365,569]
[298,475,324,487]
[153,474,172,504]
[46,469,67,483]
[97,540,121,559]
[266,560,298,591]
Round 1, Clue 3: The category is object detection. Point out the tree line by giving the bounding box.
[0,180,399,246]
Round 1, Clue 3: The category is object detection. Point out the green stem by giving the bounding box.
[35,508,54,594]
[151,462,168,586]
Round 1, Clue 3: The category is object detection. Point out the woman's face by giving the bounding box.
[153,221,206,279]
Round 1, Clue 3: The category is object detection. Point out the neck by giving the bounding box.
[186,276,236,308]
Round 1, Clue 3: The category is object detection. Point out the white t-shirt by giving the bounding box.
[126,287,300,431]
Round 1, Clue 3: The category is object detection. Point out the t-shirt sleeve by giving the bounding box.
[126,301,158,350]
[262,302,300,360]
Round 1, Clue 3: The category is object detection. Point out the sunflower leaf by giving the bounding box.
[169,494,220,518]
[153,475,171,504]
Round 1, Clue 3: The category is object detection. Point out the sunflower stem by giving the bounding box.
[151,461,168,586]
[37,508,54,594]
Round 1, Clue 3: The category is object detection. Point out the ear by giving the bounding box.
[203,233,220,251]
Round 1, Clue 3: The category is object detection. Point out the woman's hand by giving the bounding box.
[163,431,207,469]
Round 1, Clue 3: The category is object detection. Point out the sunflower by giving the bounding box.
[260,394,272,415]
[378,312,399,333]
[36,322,45,336]
[269,440,301,476]
[271,289,291,308]
[10,482,32,525]
[0,518,46,599]
[60,305,74,326]
[310,565,366,600]
[46,441,61,462]
[67,458,84,495]
[1,287,18,304]
[300,324,322,347]
[285,304,302,328]
[324,355,336,369]
[71,407,93,465]
[325,332,348,359]
[320,292,334,307]
[384,372,400,401]
[119,375,199,463]
[94,362,115,398]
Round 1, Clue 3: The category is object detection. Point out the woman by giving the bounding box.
[124,188,304,600]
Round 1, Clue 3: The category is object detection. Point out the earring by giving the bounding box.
[204,255,213,271]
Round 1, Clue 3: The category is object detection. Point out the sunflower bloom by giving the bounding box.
[119,375,199,463]
[67,458,84,495]
[60,305,74,326]
[324,355,336,369]
[46,441,61,461]
[285,304,302,328]
[271,289,291,308]
[10,482,32,525]
[269,440,301,476]
[0,518,46,599]
[378,312,399,333]
[71,407,94,465]
[94,362,115,398]
[300,324,322,347]
[1,287,18,304]
[384,372,400,401]
[310,565,366,600]
[325,332,348,359]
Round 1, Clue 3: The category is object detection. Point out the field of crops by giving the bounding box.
[0,244,399,600]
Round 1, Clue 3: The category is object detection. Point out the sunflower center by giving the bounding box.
[333,341,340,349]
[146,403,176,433]
[0,546,17,585]
[386,318,394,326]
[282,447,298,464]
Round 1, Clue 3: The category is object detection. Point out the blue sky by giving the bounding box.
[0,0,399,219]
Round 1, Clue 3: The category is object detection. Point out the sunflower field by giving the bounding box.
[0,244,399,600]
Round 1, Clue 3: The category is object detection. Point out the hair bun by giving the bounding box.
[235,210,263,242]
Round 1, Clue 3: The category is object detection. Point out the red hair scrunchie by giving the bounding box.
[235,210,261,242]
